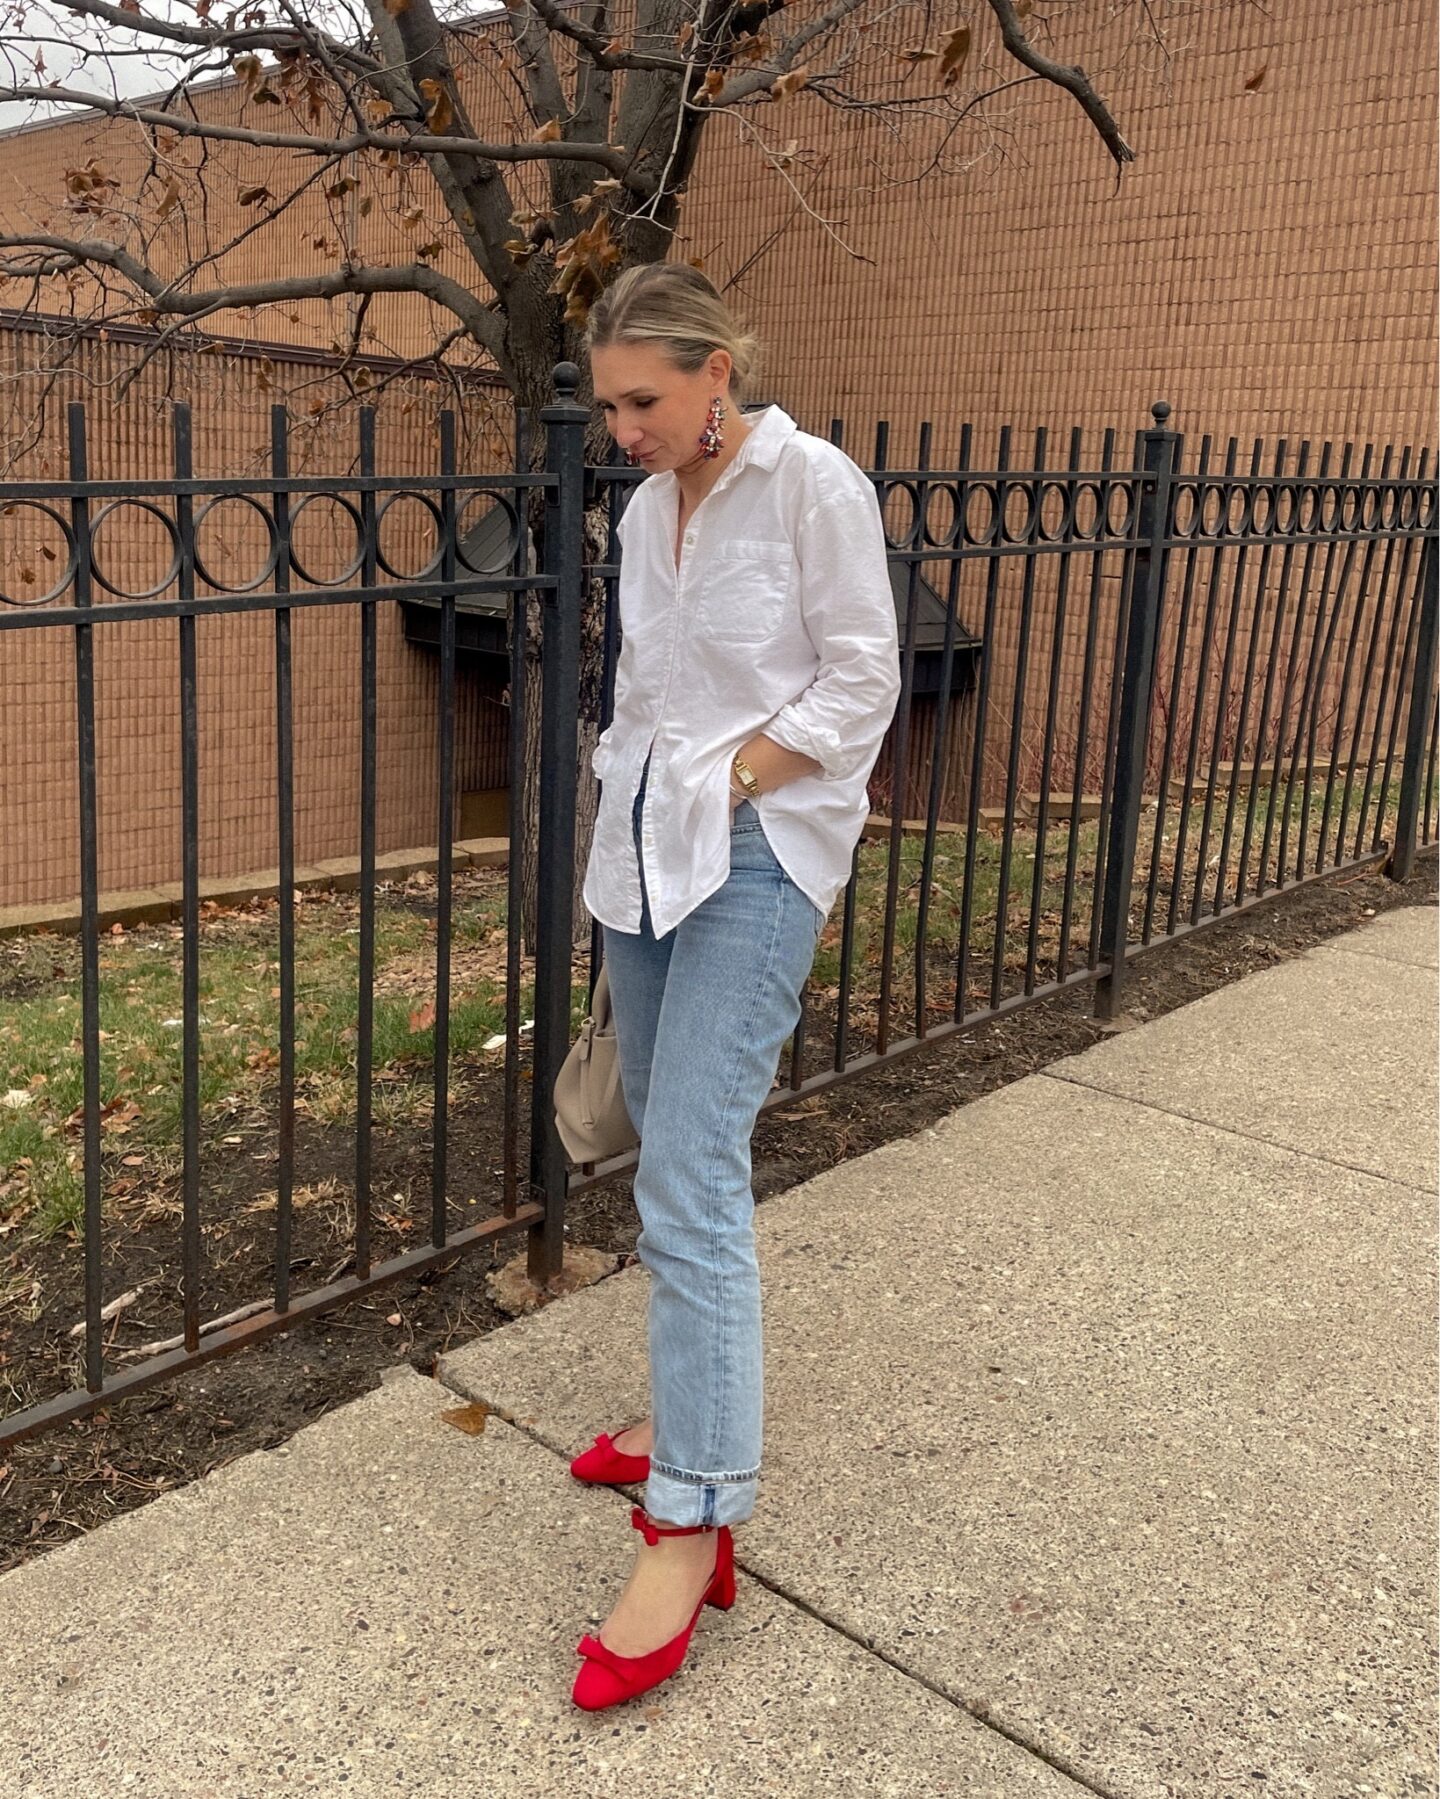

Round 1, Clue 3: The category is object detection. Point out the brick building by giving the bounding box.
[1,0,1435,907]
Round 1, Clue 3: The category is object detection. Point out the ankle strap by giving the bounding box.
[630,1504,714,1543]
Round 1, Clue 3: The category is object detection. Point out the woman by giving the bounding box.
[569,263,901,1711]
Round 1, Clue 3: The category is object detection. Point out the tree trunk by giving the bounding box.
[517,491,614,956]
[499,276,673,958]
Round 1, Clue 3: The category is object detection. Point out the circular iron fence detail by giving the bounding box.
[1226,483,1253,537]
[1199,481,1227,538]
[1419,486,1437,530]
[1065,482,1101,536]
[1170,482,1195,537]
[286,492,367,587]
[1398,484,1420,530]
[1274,483,1296,535]
[1250,484,1274,535]
[961,482,1000,546]
[1036,480,1073,542]
[1338,483,1361,532]
[1001,482,1036,544]
[454,493,524,576]
[0,500,78,607]
[877,478,923,551]
[88,499,183,600]
[923,482,962,550]
[374,491,446,581]
[1360,485,1381,531]
[1297,484,1320,533]
[1379,486,1400,530]
[1104,480,1135,540]
[1319,483,1342,533]
[191,493,281,593]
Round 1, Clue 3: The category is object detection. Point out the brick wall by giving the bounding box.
[1,334,517,906]
[0,0,1434,902]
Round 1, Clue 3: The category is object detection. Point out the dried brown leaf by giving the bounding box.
[441,1401,490,1435]
[154,174,183,221]
[939,25,971,87]
[418,77,454,135]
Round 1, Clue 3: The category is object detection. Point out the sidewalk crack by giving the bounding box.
[1039,1070,1435,1194]
[1309,940,1438,971]
[730,1559,1124,1797]
[460,1397,1120,1798]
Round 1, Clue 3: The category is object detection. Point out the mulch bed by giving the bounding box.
[2,854,1434,1575]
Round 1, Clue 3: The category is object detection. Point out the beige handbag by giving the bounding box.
[554,963,639,1165]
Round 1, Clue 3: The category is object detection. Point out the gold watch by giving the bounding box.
[731,755,761,799]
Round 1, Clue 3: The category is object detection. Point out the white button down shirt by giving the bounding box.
[583,403,902,938]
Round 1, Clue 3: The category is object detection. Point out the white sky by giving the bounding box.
[0,0,504,133]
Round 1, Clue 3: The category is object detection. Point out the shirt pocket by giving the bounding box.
[694,541,795,643]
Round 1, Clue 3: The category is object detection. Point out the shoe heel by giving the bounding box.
[706,1566,736,1610]
[705,1529,737,1610]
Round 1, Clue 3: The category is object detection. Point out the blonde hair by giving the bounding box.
[584,263,763,401]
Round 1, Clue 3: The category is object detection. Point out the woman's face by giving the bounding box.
[591,342,731,472]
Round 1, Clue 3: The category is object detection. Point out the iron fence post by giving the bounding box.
[1095,402,1178,1020]
[1388,526,1439,882]
[527,362,589,1287]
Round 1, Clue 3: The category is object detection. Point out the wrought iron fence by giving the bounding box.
[0,397,557,1446]
[0,366,1434,1449]
[568,389,1439,1203]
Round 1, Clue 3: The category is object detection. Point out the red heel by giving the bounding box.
[572,1506,736,1711]
[706,1523,736,1610]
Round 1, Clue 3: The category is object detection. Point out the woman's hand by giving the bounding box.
[733,734,822,798]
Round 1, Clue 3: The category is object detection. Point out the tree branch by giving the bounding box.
[701,0,871,107]
[516,0,694,75]
[0,83,633,174]
[567,0,617,179]
[985,0,1134,174]
[51,0,382,76]
[500,0,572,130]
[0,233,507,362]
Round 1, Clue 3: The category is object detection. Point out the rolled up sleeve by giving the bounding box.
[763,475,902,782]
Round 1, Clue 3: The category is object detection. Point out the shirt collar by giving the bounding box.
[732,402,798,472]
[652,403,797,496]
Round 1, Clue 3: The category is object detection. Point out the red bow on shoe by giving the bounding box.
[632,1504,662,1545]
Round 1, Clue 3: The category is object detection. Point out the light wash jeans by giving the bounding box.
[601,770,824,1528]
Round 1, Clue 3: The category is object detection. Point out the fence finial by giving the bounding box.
[554,362,581,399]
[1151,400,1172,425]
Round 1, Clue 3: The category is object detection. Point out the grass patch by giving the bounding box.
[0,775,1408,1235]
[0,874,513,1239]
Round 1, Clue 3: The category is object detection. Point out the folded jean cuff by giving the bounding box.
[644,1467,758,1529]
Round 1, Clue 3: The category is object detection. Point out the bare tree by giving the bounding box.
[0,0,1141,940]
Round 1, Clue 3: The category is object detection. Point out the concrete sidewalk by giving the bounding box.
[2,904,1436,1798]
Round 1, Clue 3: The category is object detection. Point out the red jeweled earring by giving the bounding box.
[624,448,639,465]
[699,394,726,460]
